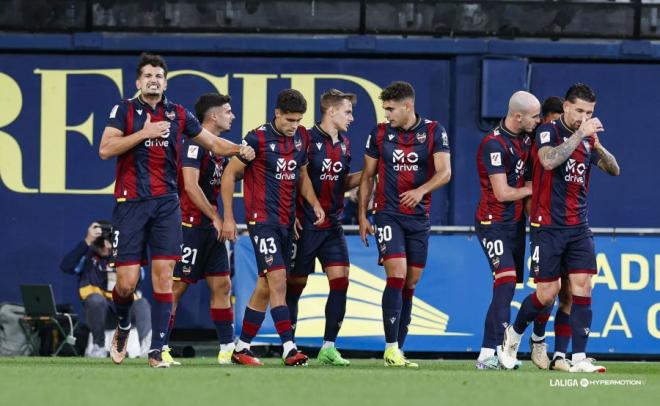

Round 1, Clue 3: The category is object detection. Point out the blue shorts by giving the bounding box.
[111,195,182,267]
[247,223,293,277]
[475,221,526,283]
[529,225,597,283]
[173,226,230,283]
[373,212,430,268]
[290,226,350,276]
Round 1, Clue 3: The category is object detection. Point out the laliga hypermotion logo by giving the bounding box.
[320,159,343,181]
[565,158,586,184]
[392,149,419,172]
[275,158,297,180]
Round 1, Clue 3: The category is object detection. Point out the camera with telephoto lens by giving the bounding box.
[93,221,113,248]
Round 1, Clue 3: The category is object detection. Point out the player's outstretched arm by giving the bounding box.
[489,174,532,203]
[192,128,255,161]
[538,118,603,170]
[399,152,451,208]
[593,135,620,176]
[344,171,362,192]
[182,167,223,239]
[298,165,325,225]
[358,156,378,246]
[219,158,246,242]
[99,114,169,159]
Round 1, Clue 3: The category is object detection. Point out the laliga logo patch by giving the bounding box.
[490,152,502,167]
[294,138,302,151]
[166,111,176,120]
[540,131,551,144]
[442,131,449,146]
[416,132,427,143]
[265,255,274,267]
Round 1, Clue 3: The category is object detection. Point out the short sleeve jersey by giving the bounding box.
[177,137,227,227]
[105,96,202,201]
[530,116,601,228]
[475,122,532,224]
[365,116,450,217]
[240,122,309,227]
[296,124,352,230]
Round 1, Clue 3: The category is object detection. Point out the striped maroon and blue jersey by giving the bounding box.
[177,137,227,227]
[365,116,450,217]
[475,123,532,224]
[296,124,352,230]
[106,96,202,202]
[530,116,601,228]
[240,122,309,226]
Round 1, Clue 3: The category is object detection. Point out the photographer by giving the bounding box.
[59,221,151,357]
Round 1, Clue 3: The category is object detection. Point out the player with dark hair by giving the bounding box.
[499,83,620,373]
[541,96,564,124]
[221,89,324,367]
[99,53,254,368]
[286,89,362,366]
[359,81,451,367]
[474,91,540,369]
[160,93,236,366]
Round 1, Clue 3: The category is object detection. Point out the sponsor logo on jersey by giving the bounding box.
[388,134,395,141]
[316,142,323,151]
[565,158,586,184]
[136,109,143,116]
[144,138,169,147]
[490,152,502,167]
[320,158,343,181]
[269,143,276,152]
[392,149,419,171]
[275,158,298,180]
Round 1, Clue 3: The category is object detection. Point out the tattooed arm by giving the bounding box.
[593,135,620,176]
[538,118,604,170]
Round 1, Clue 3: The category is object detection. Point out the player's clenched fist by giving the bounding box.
[578,117,604,137]
[239,144,256,161]
[142,113,171,139]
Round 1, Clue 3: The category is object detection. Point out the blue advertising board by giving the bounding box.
[233,234,660,354]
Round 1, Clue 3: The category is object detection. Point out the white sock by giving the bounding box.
[235,339,250,352]
[322,341,335,350]
[282,341,297,358]
[385,342,398,350]
[531,333,545,343]
[572,352,586,363]
[496,345,503,355]
[509,328,523,342]
[553,351,566,360]
[220,342,235,353]
[478,347,495,361]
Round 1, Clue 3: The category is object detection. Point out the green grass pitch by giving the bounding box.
[0,357,657,406]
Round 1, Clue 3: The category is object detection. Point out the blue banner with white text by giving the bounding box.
[233,234,660,354]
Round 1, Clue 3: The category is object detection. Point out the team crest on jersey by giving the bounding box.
[166,111,176,120]
[378,243,387,254]
[269,143,276,151]
[316,142,323,151]
[491,257,500,268]
[294,138,302,151]
[182,266,192,275]
[388,134,395,141]
[265,255,274,267]
[340,143,347,155]
[416,132,427,143]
